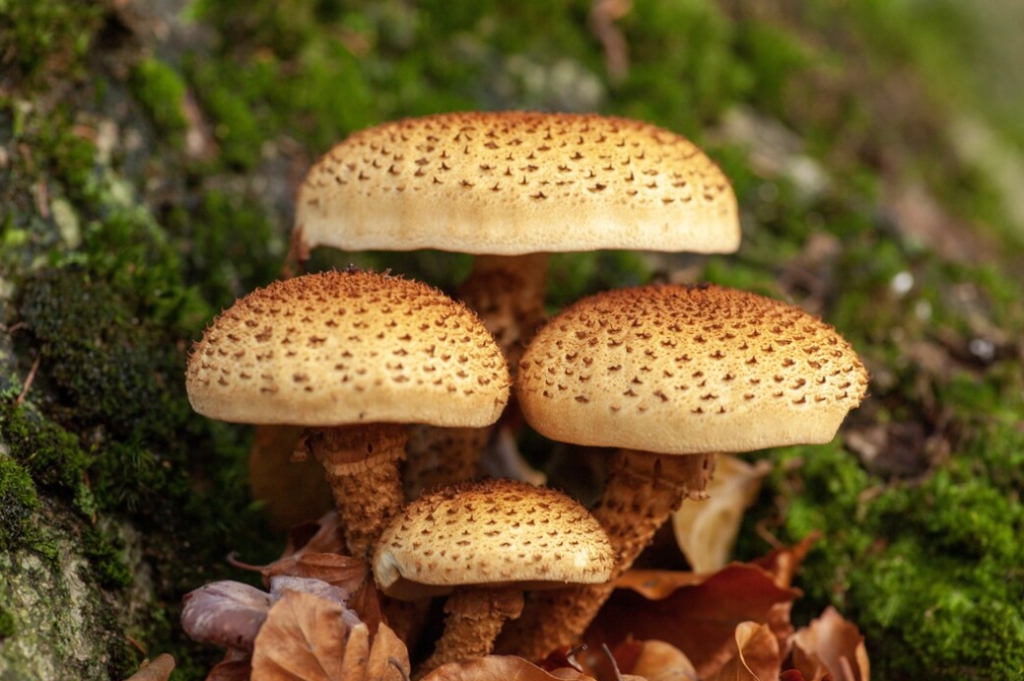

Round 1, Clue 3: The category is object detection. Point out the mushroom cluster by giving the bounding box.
[184,111,868,673]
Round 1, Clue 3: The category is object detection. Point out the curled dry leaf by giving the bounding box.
[672,455,771,573]
[182,581,271,651]
[251,588,408,681]
[629,640,697,681]
[422,655,597,681]
[707,623,781,681]
[122,654,175,681]
[587,564,800,678]
[206,649,253,681]
[753,533,819,590]
[792,607,870,681]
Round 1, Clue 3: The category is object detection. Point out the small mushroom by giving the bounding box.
[373,479,614,677]
[292,112,741,495]
[498,283,869,658]
[186,271,510,559]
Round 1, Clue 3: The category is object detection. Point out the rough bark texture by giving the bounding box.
[496,450,715,660]
[304,424,408,560]
[417,588,525,679]
[402,425,492,500]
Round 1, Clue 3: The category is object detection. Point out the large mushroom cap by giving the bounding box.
[373,479,615,600]
[296,112,739,256]
[186,271,510,427]
[517,284,868,454]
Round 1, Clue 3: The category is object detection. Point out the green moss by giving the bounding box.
[0,399,91,496]
[0,457,39,552]
[130,58,189,142]
[0,0,104,86]
[0,605,15,639]
[81,526,133,590]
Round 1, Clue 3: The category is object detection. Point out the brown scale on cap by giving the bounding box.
[498,284,868,661]
[517,283,869,454]
[374,478,614,600]
[295,112,739,256]
[373,479,613,677]
[186,270,510,428]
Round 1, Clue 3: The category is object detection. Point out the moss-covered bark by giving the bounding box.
[1,0,1023,678]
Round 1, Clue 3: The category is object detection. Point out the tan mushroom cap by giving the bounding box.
[373,479,615,600]
[517,284,868,454]
[296,112,739,256]
[186,271,510,427]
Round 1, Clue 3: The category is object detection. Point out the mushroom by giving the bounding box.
[293,112,741,494]
[497,283,869,658]
[186,271,510,559]
[373,479,614,677]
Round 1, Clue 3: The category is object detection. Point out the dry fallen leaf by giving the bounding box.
[792,607,870,681]
[423,656,597,681]
[753,533,819,590]
[588,563,800,678]
[206,650,253,681]
[707,623,781,681]
[629,640,697,681]
[672,455,771,573]
[366,622,411,681]
[182,581,271,651]
[251,588,407,681]
[122,654,175,681]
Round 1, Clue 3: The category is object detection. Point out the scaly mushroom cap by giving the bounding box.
[517,284,868,454]
[296,112,739,256]
[373,479,615,600]
[186,271,510,427]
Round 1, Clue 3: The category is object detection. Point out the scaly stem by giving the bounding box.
[402,425,492,499]
[301,423,408,560]
[417,588,524,679]
[495,450,715,660]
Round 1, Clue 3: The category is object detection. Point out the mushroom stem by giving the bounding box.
[402,425,491,499]
[417,588,525,679]
[402,253,548,496]
[301,423,408,559]
[496,450,715,660]
[458,253,549,374]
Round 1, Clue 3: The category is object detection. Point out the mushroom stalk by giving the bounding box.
[458,253,549,375]
[496,449,715,660]
[417,588,525,679]
[300,423,408,559]
[402,426,491,500]
[403,253,548,496]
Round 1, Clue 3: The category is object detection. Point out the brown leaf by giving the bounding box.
[261,512,348,582]
[792,607,870,681]
[587,564,799,678]
[672,455,771,573]
[366,623,411,681]
[423,656,597,681]
[250,590,350,681]
[708,623,782,681]
[123,654,175,681]
[752,533,819,590]
[269,553,369,594]
[206,654,253,681]
[628,641,697,681]
[341,623,371,681]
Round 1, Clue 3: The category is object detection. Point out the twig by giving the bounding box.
[601,643,624,681]
[226,551,264,572]
[16,354,41,405]
[590,0,633,83]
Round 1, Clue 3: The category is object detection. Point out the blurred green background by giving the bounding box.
[1,0,1023,678]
